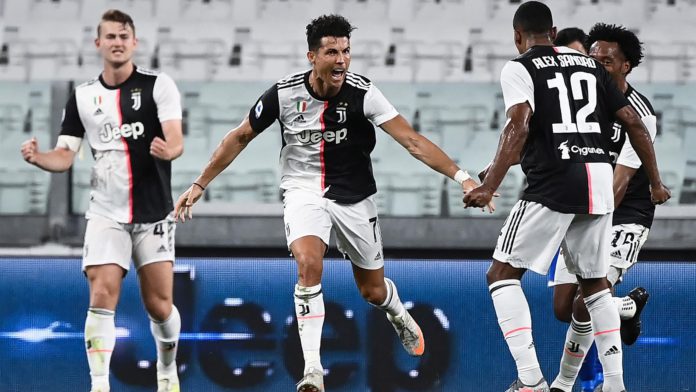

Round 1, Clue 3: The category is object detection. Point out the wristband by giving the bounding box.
[454,169,471,185]
[193,182,205,191]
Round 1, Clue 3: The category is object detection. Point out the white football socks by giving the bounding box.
[149,305,181,377]
[585,289,625,392]
[551,317,594,391]
[85,307,116,390]
[294,284,325,374]
[375,278,406,317]
[490,279,544,386]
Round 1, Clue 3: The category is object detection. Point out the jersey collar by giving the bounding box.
[98,65,138,90]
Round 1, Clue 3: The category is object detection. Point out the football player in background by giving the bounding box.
[21,9,184,392]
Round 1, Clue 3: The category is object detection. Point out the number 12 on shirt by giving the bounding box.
[547,72,601,134]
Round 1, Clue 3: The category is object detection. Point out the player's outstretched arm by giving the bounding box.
[20,137,76,173]
[615,105,670,204]
[150,119,184,161]
[174,116,259,222]
[381,115,459,177]
[464,102,531,209]
[380,114,495,212]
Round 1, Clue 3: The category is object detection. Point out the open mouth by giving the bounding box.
[331,68,345,81]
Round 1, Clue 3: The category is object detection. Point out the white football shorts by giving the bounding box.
[493,200,612,279]
[283,189,384,270]
[549,223,650,286]
[82,213,176,272]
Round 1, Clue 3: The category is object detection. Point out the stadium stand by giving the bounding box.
[1,0,696,217]
[1,4,695,389]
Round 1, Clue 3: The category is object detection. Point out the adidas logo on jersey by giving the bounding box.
[94,108,104,116]
[293,114,306,124]
[99,121,145,143]
[157,245,167,253]
[610,249,622,258]
[297,128,347,145]
[603,345,620,356]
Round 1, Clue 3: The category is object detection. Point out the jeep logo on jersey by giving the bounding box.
[99,122,145,143]
[297,128,348,144]
[131,91,141,111]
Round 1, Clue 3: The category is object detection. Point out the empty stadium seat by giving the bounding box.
[0,167,50,214]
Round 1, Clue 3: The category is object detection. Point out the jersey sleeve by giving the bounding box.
[56,92,85,151]
[500,61,535,113]
[616,114,657,169]
[363,84,398,126]
[248,84,280,133]
[153,72,183,122]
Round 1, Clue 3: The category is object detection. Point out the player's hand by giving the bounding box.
[463,184,495,209]
[461,178,496,213]
[174,183,205,222]
[20,137,39,164]
[150,136,171,160]
[650,183,671,205]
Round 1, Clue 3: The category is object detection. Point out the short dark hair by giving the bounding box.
[98,9,135,37]
[587,23,643,73]
[554,27,586,48]
[512,1,553,34]
[305,14,355,51]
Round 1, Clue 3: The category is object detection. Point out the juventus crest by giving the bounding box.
[131,91,141,111]
[336,102,348,123]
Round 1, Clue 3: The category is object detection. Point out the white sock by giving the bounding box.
[85,307,116,389]
[294,284,325,374]
[551,317,594,391]
[375,278,406,317]
[585,289,625,392]
[149,305,181,376]
[489,279,544,386]
[613,296,637,320]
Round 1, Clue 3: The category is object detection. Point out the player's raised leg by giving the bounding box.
[353,265,423,356]
[330,196,424,357]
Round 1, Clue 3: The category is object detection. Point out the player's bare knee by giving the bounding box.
[357,281,387,305]
[578,276,610,297]
[486,260,523,285]
[294,251,323,280]
[572,294,591,321]
[89,284,119,308]
[143,296,172,322]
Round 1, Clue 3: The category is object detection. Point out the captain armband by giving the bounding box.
[55,135,83,152]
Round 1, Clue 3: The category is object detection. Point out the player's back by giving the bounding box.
[502,46,629,214]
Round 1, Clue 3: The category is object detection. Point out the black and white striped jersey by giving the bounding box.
[500,46,630,215]
[248,70,398,204]
[59,66,182,223]
[606,84,657,228]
